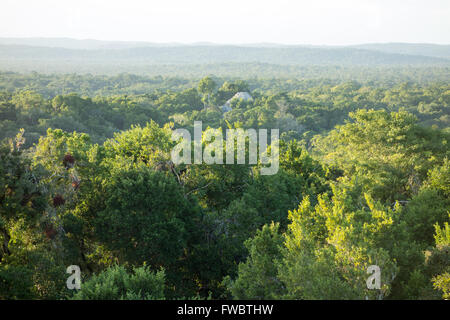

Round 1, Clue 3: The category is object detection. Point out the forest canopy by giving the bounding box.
[0,70,449,300]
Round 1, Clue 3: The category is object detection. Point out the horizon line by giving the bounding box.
[0,36,449,47]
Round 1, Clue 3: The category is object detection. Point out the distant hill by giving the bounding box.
[0,37,183,50]
[352,43,450,59]
[0,44,448,64]
[1,38,449,55]
[0,38,448,74]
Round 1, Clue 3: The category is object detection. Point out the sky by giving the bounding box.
[0,0,449,45]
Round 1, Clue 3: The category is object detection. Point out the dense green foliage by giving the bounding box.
[71,265,166,300]
[0,71,448,300]
[1,74,449,148]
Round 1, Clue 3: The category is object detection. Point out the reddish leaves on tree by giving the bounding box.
[72,180,80,190]
[71,174,81,190]
[63,153,75,169]
[44,224,57,240]
[52,194,65,207]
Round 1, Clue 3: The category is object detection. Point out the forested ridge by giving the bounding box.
[0,71,449,300]
[0,40,449,76]
[1,43,448,65]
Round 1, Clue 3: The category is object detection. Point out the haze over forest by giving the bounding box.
[0,0,449,303]
[0,38,449,76]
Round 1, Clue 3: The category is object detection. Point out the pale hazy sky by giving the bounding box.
[1,0,449,45]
